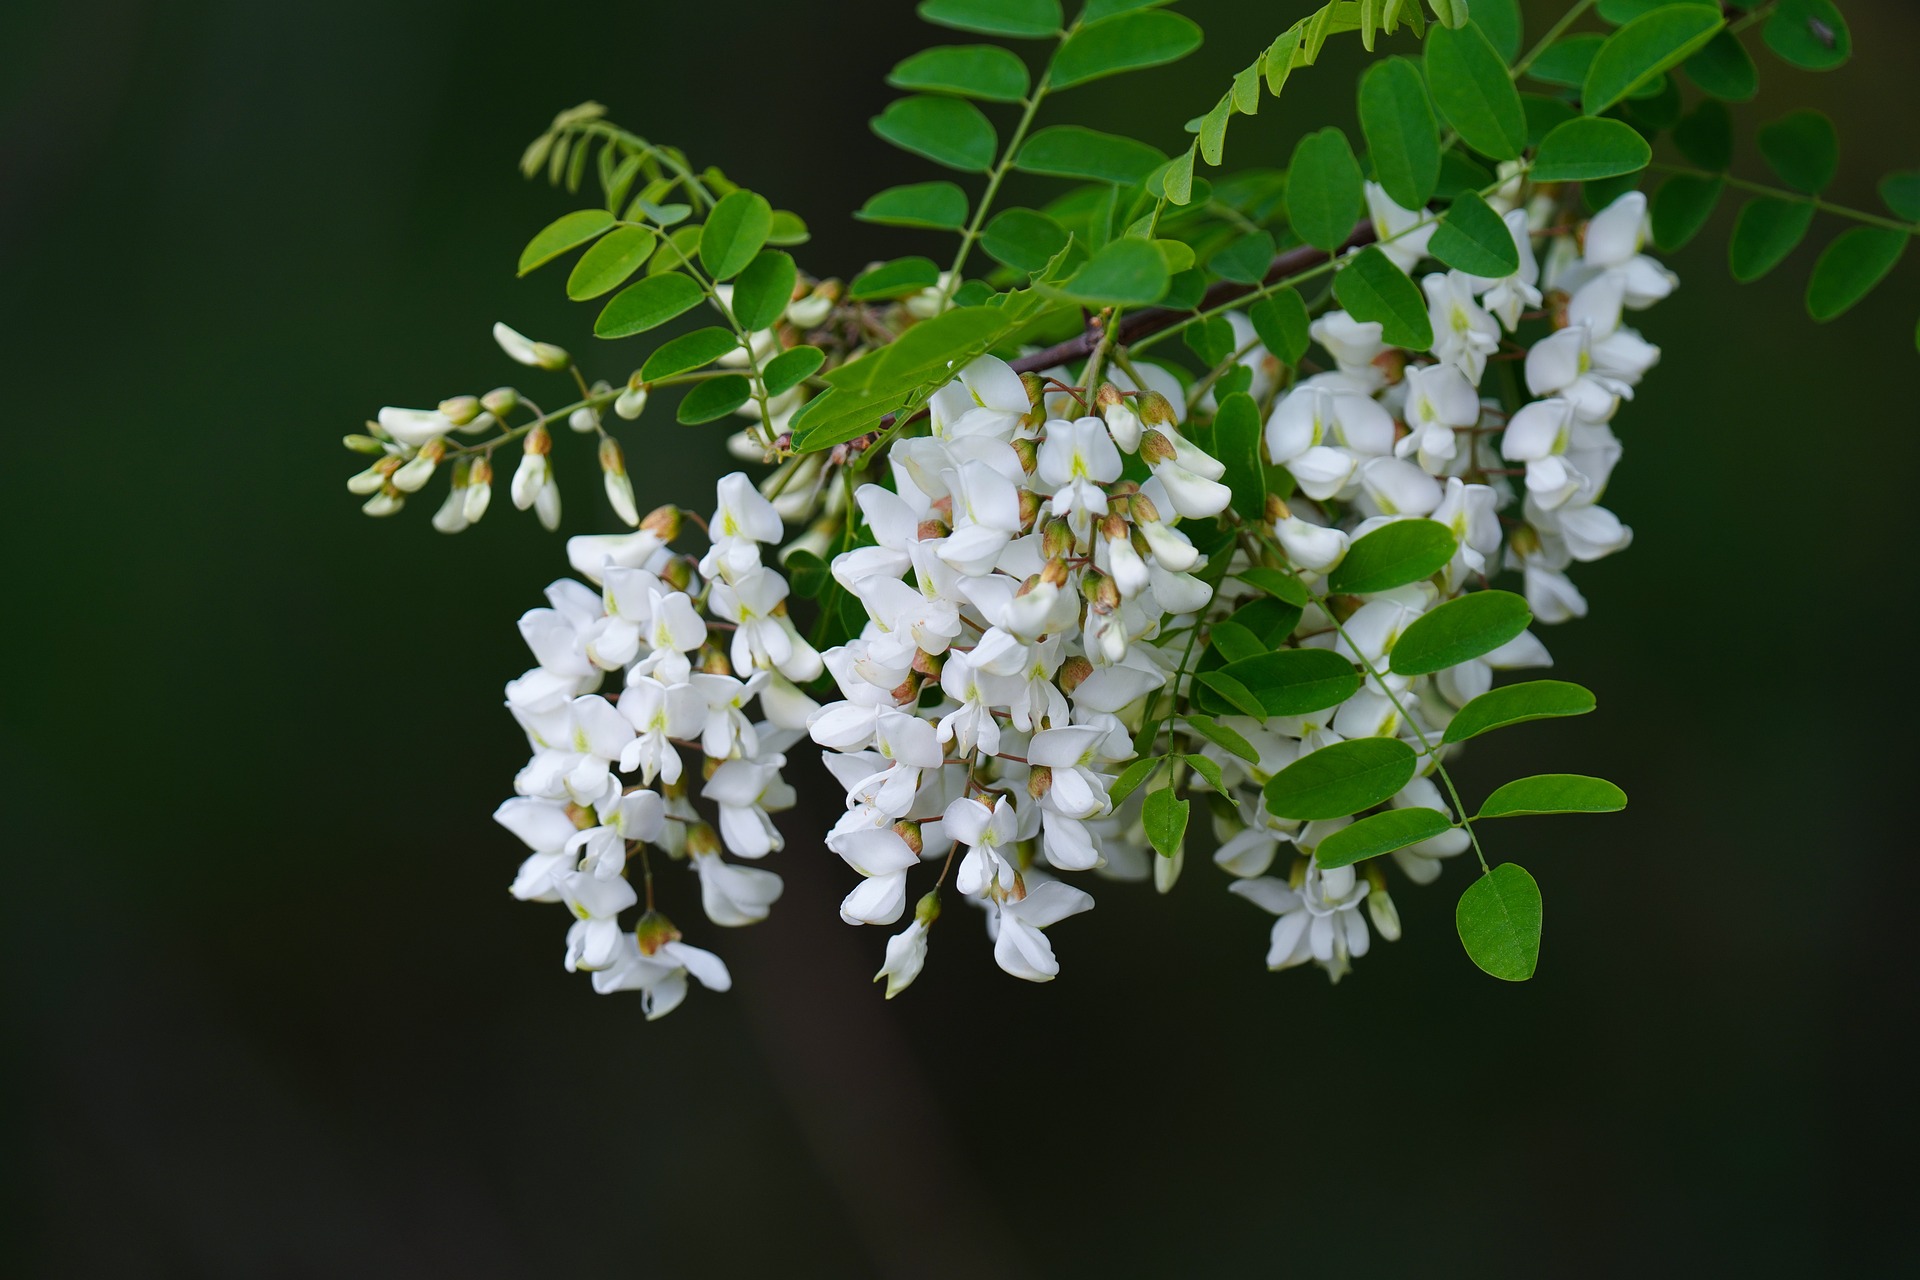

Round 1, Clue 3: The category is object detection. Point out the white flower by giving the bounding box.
[946,794,1020,897]
[989,880,1095,982]
[559,870,638,972]
[701,471,783,582]
[617,675,703,784]
[829,825,919,925]
[1365,182,1437,275]
[493,321,568,370]
[1228,862,1372,982]
[1397,362,1480,474]
[1037,416,1123,542]
[1309,311,1389,388]
[702,756,792,857]
[874,919,930,998]
[495,797,579,902]
[591,934,732,1018]
[691,849,784,926]
[377,406,457,448]
[929,355,1029,440]
[1028,725,1113,820]
[1423,271,1501,385]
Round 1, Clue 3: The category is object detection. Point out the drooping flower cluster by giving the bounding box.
[491,473,823,1017]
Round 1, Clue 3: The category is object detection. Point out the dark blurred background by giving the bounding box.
[3,0,1915,1275]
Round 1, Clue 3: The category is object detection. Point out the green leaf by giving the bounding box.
[1671,100,1733,171]
[763,345,825,397]
[1162,144,1198,205]
[1316,807,1455,869]
[1806,228,1909,322]
[1234,566,1310,608]
[1757,110,1838,195]
[1327,519,1457,594]
[1388,590,1531,676]
[1429,191,1522,276]
[1197,96,1231,166]
[915,0,1061,38]
[982,208,1071,273]
[888,44,1031,100]
[1286,128,1365,253]
[1456,864,1542,981]
[676,374,755,424]
[871,96,998,172]
[782,548,831,598]
[1683,30,1758,101]
[1217,649,1362,717]
[518,208,615,275]
[1155,239,1196,275]
[1185,315,1235,367]
[1264,738,1419,822]
[1478,773,1627,819]
[1594,0,1669,21]
[849,256,942,301]
[731,250,797,331]
[1207,620,1266,665]
[1583,6,1724,118]
[594,273,707,338]
[1443,679,1596,745]
[1050,8,1202,89]
[1425,21,1528,161]
[1333,247,1433,351]
[1249,289,1311,366]
[698,190,773,281]
[767,211,810,246]
[1529,116,1652,184]
[1526,34,1604,89]
[1059,237,1169,305]
[1763,0,1850,72]
[1108,755,1166,806]
[1729,197,1817,282]
[1194,670,1268,722]
[1183,753,1228,794]
[1472,0,1524,63]
[648,225,703,275]
[1213,391,1265,522]
[640,327,739,382]
[1881,172,1920,224]
[1226,595,1302,644]
[1016,126,1166,184]
[1208,231,1277,285]
[565,225,658,300]
[1359,57,1442,211]
[1143,787,1190,858]
[1178,716,1257,768]
[1650,174,1722,252]
[822,302,1037,398]
[857,181,970,230]
[1521,94,1577,151]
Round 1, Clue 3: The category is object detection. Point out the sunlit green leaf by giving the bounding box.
[1051,8,1202,89]
[1583,5,1724,117]
[566,225,658,300]
[857,182,970,230]
[1389,590,1532,676]
[762,345,825,397]
[916,0,1061,39]
[983,208,1071,273]
[1443,679,1596,744]
[871,96,998,172]
[1471,0,1523,63]
[1264,738,1419,821]
[1327,519,1457,594]
[518,208,614,275]
[640,327,739,382]
[1526,33,1604,89]
[1108,755,1166,806]
[849,256,942,301]
[1182,714,1260,765]
[1249,289,1311,366]
[1234,566,1311,608]
[595,272,706,338]
[1425,21,1528,160]
[1143,786,1190,858]
[1316,807,1455,869]
[1016,126,1166,183]
[1058,237,1169,304]
[730,250,797,331]
[1477,774,1627,819]
[1216,649,1362,716]
[1287,127,1365,253]
[1208,230,1277,285]
[676,373,755,424]
[698,189,773,280]
[888,44,1031,101]
[1457,864,1542,981]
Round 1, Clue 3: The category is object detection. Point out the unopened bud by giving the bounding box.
[889,672,923,706]
[481,386,519,417]
[343,433,386,455]
[432,459,472,534]
[1140,429,1176,466]
[1129,492,1162,525]
[361,484,404,517]
[1058,655,1093,694]
[892,821,924,857]
[1139,390,1178,428]
[687,822,723,857]
[634,909,682,956]
[1265,493,1292,525]
[615,372,649,420]
[1099,510,1129,543]
[1084,570,1120,612]
[390,436,445,493]
[912,889,942,926]
[1017,488,1044,527]
[346,463,389,495]
[1020,371,1046,412]
[663,558,693,591]
[523,423,552,456]
[786,283,836,329]
[569,405,600,434]
[564,802,598,830]
[438,395,482,426]
[910,649,944,681]
[916,517,950,541]
[1010,437,1039,475]
[599,437,639,526]
[1027,765,1053,800]
[1042,519,1072,560]
[642,504,681,541]
[1040,557,1071,589]
[698,644,732,676]
[1508,524,1542,559]
[464,455,493,523]
[494,321,571,371]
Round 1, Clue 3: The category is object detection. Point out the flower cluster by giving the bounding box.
[491,473,823,1017]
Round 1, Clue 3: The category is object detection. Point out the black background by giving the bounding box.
[4,0,1917,1274]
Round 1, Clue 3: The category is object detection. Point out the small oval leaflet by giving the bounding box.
[1757,109,1838,194]
[1264,738,1418,822]
[857,182,970,230]
[594,273,706,339]
[730,250,798,332]
[887,44,1031,101]
[640,327,740,383]
[1583,5,1726,118]
[1142,787,1190,859]
[676,374,755,425]
[1456,863,1543,982]
[849,257,943,301]
[1388,590,1532,677]
[1358,56,1441,211]
[1333,246,1433,351]
[566,225,659,300]
[916,0,1062,40]
[1443,680,1597,745]
[1326,519,1457,595]
[1315,807,1455,869]
[518,208,614,275]
[1287,127,1364,253]
[1476,774,1628,820]
[1428,191,1523,277]
[1729,197,1816,282]
[1424,20,1528,161]
[1806,228,1908,322]
[698,190,774,282]
[1049,8,1203,90]
[1015,125,1165,183]
[1530,116,1653,184]
[871,96,998,172]
[762,346,825,398]
[1216,649,1361,717]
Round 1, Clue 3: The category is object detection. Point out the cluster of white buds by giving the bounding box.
[492,474,824,1017]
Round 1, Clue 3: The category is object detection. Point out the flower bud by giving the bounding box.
[698,644,732,676]
[346,462,391,495]
[494,321,570,371]
[1154,841,1184,894]
[569,405,600,434]
[686,822,723,858]
[888,672,923,706]
[910,649,944,681]
[342,433,386,455]
[616,371,649,421]
[1097,384,1143,452]
[481,386,520,417]
[912,889,941,926]
[1009,437,1039,475]
[1027,766,1053,800]
[1128,492,1162,526]
[464,456,493,524]
[564,801,599,830]
[893,821,924,858]
[390,437,445,493]
[438,395,482,426]
[916,517,949,541]
[599,437,639,526]
[1140,429,1176,466]
[361,485,404,517]
[641,504,681,541]
[662,558,693,592]
[1039,557,1071,589]
[1017,487,1044,528]
[1058,655,1093,694]
[1139,390,1178,428]
[786,283,836,329]
[634,909,683,957]
[432,459,472,534]
[1042,519,1072,561]
[511,453,547,511]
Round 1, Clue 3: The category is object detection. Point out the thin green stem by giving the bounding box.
[1651,162,1919,233]
[1512,0,1597,78]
